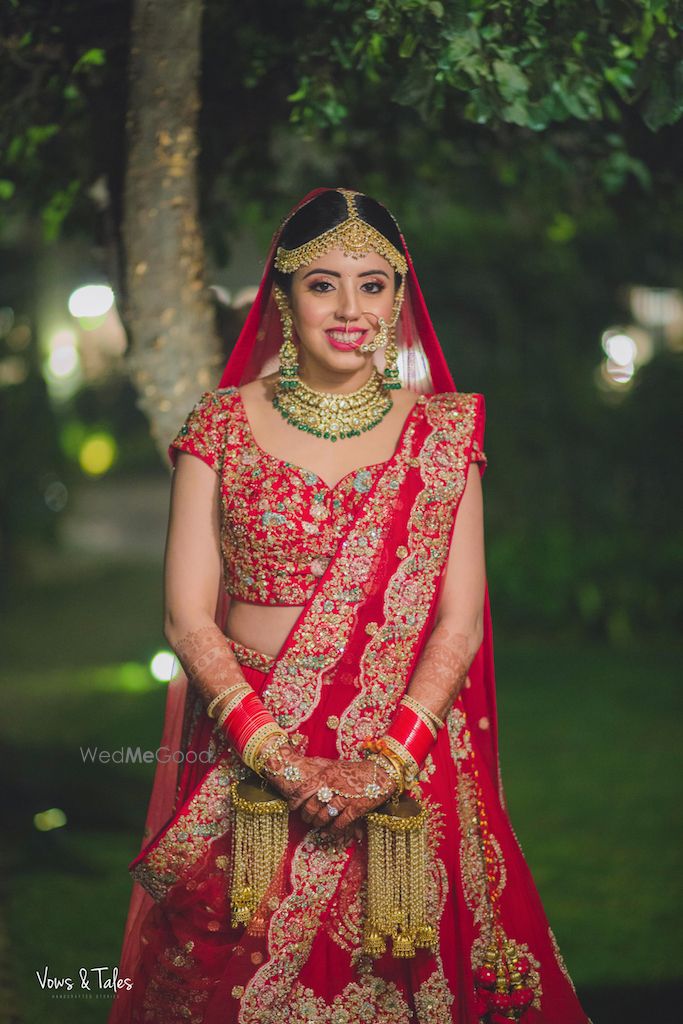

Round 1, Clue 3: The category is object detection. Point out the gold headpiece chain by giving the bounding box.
[273,189,408,277]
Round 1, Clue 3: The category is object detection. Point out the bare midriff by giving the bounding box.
[224,600,304,659]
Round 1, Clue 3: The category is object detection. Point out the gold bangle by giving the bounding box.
[366,751,404,795]
[206,682,249,719]
[215,686,252,730]
[399,694,444,733]
[242,723,286,773]
[253,732,290,775]
[381,735,420,786]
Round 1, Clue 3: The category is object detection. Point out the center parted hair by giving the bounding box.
[271,189,406,295]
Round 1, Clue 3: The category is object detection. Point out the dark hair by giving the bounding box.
[272,189,404,295]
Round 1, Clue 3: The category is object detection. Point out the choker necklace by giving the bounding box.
[272,368,393,441]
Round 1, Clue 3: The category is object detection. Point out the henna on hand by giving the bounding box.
[404,619,479,725]
[174,622,251,709]
[298,758,397,837]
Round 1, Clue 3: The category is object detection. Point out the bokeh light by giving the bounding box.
[602,332,637,366]
[150,650,176,682]
[33,808,68,832]
[68,284,115,319]
[78,432,117,476]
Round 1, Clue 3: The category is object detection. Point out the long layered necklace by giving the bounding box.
[272,367,393,442]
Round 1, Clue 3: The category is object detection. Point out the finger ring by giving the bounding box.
[317,785,334,803]
[327,804,339,817]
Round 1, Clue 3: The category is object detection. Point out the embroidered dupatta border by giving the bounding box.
[237,392,482,1021]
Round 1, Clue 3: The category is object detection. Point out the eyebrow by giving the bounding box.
[302,268,390,280]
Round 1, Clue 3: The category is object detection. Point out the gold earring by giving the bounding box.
[273,285,299,391]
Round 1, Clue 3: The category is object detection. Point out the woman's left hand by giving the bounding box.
[295,758,397,838]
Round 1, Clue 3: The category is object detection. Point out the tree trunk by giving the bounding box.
[123,0,221,461]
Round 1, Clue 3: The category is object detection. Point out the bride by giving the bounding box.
[108,187,591,1023]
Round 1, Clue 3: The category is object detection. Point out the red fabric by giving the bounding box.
[108,188,591,1023]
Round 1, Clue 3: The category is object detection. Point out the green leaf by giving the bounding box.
[399,33,418,59]
[42,180,80,242]
[641,64,683,130]
[73,48,106,73]
[493,60,529,102]
[0,179,15,200]
[546,212,576,243]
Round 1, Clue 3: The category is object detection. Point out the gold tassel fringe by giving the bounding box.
[228,779,289,933]
[363,794,437,958]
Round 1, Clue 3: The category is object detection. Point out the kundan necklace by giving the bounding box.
[272,367,393,441]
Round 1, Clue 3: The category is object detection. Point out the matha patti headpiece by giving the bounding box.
[273,189,408,277]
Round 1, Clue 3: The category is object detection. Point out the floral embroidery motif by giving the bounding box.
[141,940,209,1023]
[446,705,473,762]
[285,976,413,1023]
[413,965,456,1023]
[131,749,240,899]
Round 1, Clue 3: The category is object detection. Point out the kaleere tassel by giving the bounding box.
[473,927,537,1022]
[362,793,437,958]
[228,778,289,933]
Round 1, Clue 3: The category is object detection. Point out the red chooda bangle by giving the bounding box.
[385,703,436,768]
[220,690,279,757]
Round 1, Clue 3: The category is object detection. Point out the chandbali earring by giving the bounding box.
[359,277,405,391]
[273,284,299,391]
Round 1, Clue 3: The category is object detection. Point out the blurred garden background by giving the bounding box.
[0,1,681,1022]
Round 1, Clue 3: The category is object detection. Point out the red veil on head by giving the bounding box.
[111,187,499,1003]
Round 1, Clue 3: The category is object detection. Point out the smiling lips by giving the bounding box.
[325,328,369,351]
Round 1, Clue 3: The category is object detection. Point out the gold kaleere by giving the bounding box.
[363,794,438,958]
[228,779,289,933]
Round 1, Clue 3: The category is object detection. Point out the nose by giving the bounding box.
[335,280,362,322]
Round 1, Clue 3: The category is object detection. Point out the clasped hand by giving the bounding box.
[262,746,397,841]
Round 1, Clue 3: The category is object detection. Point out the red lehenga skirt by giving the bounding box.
[108,634,591,1024]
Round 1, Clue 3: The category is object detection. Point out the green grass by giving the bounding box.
[1,563,681,1022]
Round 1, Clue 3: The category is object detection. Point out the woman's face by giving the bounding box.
[288,247,396,385]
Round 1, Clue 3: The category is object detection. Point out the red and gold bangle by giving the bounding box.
[385,703,436,769]
[207,682,251,720]
[215,685,252,729]
[218,689,283,764]
[252,732,290,776]
[242,723,287,774]
[399,693,445,733]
